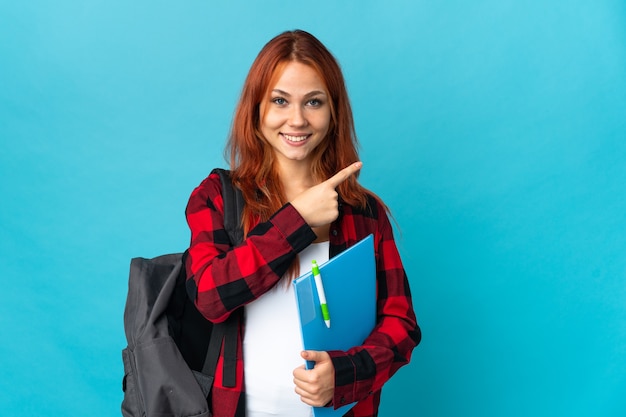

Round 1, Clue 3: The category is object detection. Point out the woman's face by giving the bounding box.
[259,61,331,169]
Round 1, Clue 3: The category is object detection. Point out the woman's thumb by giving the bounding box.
[301,350,317,361]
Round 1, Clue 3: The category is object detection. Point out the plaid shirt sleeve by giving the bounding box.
[327,197,421,414]
[185,172,317,323]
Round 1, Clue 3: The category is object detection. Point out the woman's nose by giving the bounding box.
[288,105,307,127]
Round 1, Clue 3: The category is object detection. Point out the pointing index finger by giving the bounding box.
[326,162,363,188]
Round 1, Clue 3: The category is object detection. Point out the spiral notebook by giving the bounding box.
[293,234,376,417]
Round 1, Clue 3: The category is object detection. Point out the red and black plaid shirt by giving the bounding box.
[185,171,421,417]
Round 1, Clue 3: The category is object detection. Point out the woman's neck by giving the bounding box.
[277,161,317,201]
[276,160,329,242]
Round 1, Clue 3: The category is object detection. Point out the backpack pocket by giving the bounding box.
[121,347,142,417]
[125,336,211,417]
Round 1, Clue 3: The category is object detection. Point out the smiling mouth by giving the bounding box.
[283,133,310,143]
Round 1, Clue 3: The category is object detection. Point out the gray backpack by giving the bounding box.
[121,169,243,417]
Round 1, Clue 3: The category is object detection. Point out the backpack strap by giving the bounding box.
[213,168,245,246]
[202,168,244,388]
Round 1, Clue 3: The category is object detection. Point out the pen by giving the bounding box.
[311,260,331,328]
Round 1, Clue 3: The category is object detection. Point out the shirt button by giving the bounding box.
[340,397,346,404]
[331,229,338,236]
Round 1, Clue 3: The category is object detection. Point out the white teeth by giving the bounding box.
[284,134,308,142]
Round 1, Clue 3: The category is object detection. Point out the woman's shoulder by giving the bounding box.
[351,190,387,214]
[186,169,227,212]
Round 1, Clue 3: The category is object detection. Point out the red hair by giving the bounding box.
[226,30,377,235]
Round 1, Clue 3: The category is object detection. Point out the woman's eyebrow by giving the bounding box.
[304,90,327,98]
[271,89,327,98]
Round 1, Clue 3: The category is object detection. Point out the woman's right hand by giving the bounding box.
[290,162,362,227]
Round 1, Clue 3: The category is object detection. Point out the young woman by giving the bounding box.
[185,30,420,417]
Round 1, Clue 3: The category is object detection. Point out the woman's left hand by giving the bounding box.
[293,350,335,407]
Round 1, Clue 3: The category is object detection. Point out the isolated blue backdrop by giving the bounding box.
[1,1,625,416]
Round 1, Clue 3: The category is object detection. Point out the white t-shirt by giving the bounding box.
[244,241,330,417]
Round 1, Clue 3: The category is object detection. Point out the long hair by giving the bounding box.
[226,30,374,235]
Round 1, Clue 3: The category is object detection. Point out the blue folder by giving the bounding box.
[293,234,376,417]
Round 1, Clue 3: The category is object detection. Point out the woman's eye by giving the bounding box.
[272,97,287,105]
[307,98,322,107]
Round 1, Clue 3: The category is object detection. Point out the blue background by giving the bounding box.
[1,1,625,416]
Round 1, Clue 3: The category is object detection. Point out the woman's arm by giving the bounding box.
[185,171,317,323]
[327,203,421,407]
